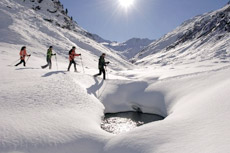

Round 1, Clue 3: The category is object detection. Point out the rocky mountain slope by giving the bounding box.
[134,4,230,66]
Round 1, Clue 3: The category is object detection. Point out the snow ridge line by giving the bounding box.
[160,65,230,81]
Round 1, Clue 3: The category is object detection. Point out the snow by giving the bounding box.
[1,0,230,153]
[134,5,230,67]
[103,38,154,60]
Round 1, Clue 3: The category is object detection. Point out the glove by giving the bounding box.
[28,54,31,56]
[79,54,81,56]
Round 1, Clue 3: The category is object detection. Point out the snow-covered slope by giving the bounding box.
[0,0,132,71]
[2,47,230,153]
[134,5,230,66]
[1,1,230,153]
[103,38,154,60]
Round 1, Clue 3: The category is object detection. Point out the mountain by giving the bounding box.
[102,38,154,60]
[87,33,154,60]
[1,1,230,153]
[133,4,230,66]
[0,0,132,70]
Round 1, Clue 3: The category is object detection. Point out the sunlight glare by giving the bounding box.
[119,0,134,8]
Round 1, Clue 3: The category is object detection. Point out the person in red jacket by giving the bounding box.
[15,46,31,67]
[67,46,81,72]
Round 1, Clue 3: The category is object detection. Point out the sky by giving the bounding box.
[60,0,229,42]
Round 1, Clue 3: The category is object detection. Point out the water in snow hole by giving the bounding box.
[101,111,164,134]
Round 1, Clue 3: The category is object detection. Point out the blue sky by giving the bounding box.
[60,0,229,42]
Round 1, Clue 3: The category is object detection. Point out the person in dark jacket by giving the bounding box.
[67,46,81,72]
[15,46,31,67]
[41,46,56,69]
[94,53,109,80]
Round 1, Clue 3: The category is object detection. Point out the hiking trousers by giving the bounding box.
[41,58,52,69]
[15,60,26,67]
[68,59,77,71]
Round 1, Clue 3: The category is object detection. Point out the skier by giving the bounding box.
[67,46,81,72]
[15,46,31,67]
[94,53,110,80]
[41,46,56,69]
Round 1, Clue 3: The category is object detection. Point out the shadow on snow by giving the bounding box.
[42,71,66,77]
[87,77,105,98]
[15,67,40,70]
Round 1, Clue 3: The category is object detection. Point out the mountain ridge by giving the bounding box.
[133,4,230,66]
[88,36,154,60]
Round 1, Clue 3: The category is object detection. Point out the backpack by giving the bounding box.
[69,49,72,55]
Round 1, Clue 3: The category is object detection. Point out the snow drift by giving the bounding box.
[1,1,230,153]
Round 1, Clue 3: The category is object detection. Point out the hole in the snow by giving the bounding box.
[101,111,164,134]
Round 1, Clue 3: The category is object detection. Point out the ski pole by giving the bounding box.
[105,66,109,80]
[80,56,85,73]
[55,54,58,70]
[9,58,20,66]
[26,55,31,63]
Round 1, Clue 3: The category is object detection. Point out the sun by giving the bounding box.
[119,0,134,8]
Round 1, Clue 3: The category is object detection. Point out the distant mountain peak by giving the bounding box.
[102,38,154,60]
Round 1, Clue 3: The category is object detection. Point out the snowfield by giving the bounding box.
[2,48,230,153]
[1,0,230,153]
